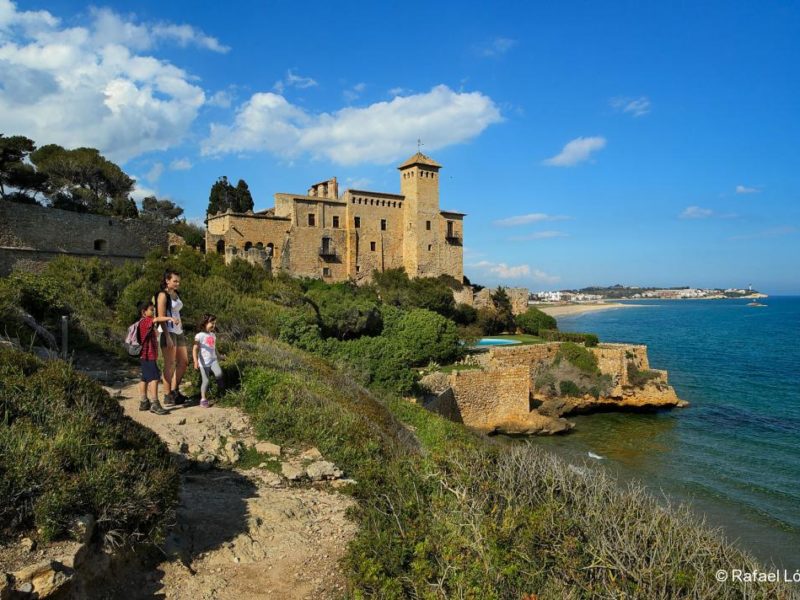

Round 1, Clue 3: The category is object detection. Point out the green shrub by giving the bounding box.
[540,329,599,347]
[372,268,456,318]
[558,379,582,397]
[0,347,177,543]
[555,341,600,375]
[515,307,557,335]
[305,283,382,340]
[627,362,661,388]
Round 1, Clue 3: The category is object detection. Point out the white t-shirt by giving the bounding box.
[168,295,184,334]
[194,332,217,364]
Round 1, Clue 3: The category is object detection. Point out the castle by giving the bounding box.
[205,152,464,282]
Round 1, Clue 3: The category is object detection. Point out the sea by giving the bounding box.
[529,297,800,568]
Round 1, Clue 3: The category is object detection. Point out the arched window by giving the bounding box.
[93,239,107,252]
[244,241,253,251]
[256,242,264,249]
[266,243,275,257]
[216,240,225,254]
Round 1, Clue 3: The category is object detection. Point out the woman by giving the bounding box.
[156,269,189,406]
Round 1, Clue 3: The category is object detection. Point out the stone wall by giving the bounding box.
[447,366,531,432]
[0,202,166,275]
[507,287,530,315]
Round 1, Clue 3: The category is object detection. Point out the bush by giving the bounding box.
[540,329,599,347]
[515,307,557,335]
[372,268,456,318]
[627,362,661,388]
[0,347,177,543]
[305,283,382,340]
[558,379,582,397]
[554,341,600,375]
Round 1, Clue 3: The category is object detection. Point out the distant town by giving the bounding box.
[531,285,767,303]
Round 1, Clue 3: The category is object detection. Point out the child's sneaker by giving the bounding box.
[200,399,209,408]
[138,399,151,412]
[149,400,168,415]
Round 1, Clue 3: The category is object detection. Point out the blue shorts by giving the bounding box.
[140,360,160,383]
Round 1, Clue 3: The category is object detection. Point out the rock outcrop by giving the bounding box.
[422,342,687,435]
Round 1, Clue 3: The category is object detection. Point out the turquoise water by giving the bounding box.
[531,297,800,568]
[476,338,521,346]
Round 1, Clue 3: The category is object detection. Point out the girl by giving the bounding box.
[193,314,225,408]
[156,269,189,407]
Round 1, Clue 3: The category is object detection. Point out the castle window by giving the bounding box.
[426,220,431,230]
[244,241,253,251]
[370,241,376,251]
[93,239,107,252]
[399,203,402,209]
[256,242,264,249]
[266,243,274,256]
[428,244,432,251]
[216,240,225,254]
[381,219,387,231]
[356,265,360,273]
[354,216,361,228]
[308,213,316,227]
[447,220,454,237]
[332,215,340,228]
[323,267,331,277]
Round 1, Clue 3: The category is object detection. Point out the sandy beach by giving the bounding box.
[535,302,638,317]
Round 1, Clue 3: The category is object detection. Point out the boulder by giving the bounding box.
[12,560,74,598]
[281,463,305,481]
[254,441,281,457]
[299,447,323,461]
[306,461,342,481]
[223,439,245,463]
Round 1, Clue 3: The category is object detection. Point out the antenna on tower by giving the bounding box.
[417,138,423,153]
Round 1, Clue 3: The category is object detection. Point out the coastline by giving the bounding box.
[535,302,639,318]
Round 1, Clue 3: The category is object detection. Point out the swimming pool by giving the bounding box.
[475,338,521,346]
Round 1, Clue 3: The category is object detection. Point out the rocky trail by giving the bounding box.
[99,380,358,599]
[2,369,358,600]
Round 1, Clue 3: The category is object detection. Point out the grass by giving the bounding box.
[0,347,178,545]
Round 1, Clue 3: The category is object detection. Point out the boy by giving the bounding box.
[137,300,175,415]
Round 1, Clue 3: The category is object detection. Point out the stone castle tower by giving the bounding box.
[399,153,443,277]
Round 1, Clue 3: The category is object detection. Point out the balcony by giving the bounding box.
[319,245,337,258]
[445,233,462,245]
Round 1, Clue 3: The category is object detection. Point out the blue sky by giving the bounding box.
[2,1,798,293]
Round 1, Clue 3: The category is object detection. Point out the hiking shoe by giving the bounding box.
[200,399,209,408]
[173,391,188,405]
[149,401,168,415]
[138,399,151,412]
[162,393,176,408]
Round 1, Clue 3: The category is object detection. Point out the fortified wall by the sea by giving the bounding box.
[424,342,687,435]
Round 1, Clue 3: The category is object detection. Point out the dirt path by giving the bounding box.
[97,381,357,599]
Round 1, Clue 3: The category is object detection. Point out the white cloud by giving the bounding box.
[208,90,232,108]
[273,69,318,94]
[130,176,157,201]
[494,213,570,227]
[470,260,560,284]
[736,184,761,194]
[145,161,164,183]
[476,37,517,57]
[89,7,228,53]
[542,136,606,167]
[169,157,193,170]
[679,206,714,219]
[202,84,503,166]
[728,226,796,241]
[611,96,651,117]
[510,230,568,241]
[345,177,371,189]
[0,1,210,163]
[388,86,411,97]
[343,82,366,103]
